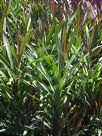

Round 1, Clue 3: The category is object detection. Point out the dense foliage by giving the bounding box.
[0,0,102,136]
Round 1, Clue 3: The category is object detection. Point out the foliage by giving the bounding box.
[0,0,102,136]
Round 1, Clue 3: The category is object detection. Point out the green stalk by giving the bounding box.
[0,0,5,47]
[0,0,11,48]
